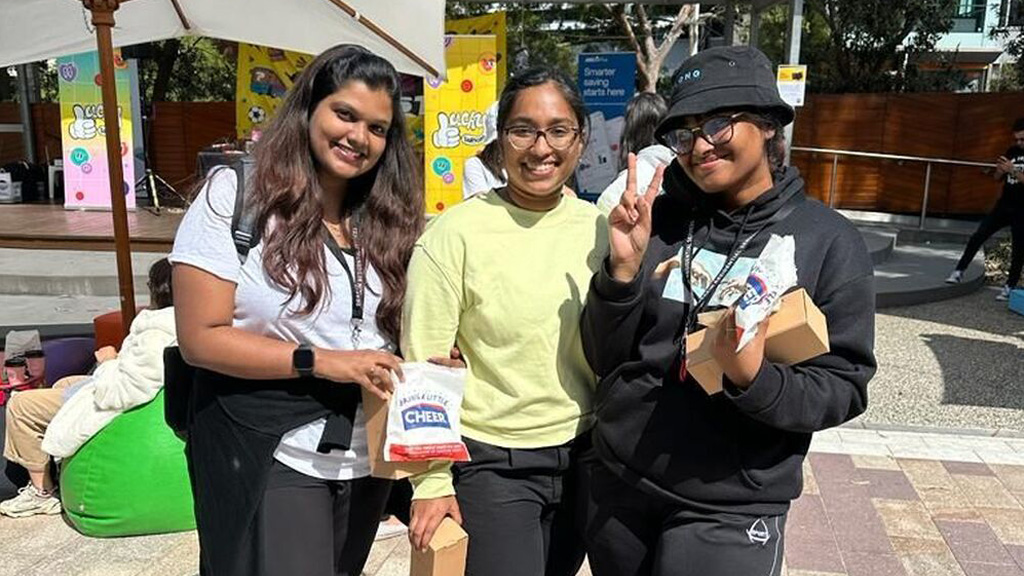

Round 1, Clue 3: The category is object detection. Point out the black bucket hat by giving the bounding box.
[655,46,795,140]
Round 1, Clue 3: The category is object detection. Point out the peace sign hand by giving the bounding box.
[608,153,665,282]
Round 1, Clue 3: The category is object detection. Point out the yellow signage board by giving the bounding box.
[446,12,507,91]
[423,36,498,215]
[236,44,313,139]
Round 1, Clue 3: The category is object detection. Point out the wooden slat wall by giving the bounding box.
[0,103,61,166]
[792,92,1024,216]
[149,102,236,191]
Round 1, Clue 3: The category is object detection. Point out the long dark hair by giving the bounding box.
[250,44,423,343]
[619,92,667,169]
[492,67,589,169]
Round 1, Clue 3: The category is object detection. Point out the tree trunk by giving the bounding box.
[151,39,181,102]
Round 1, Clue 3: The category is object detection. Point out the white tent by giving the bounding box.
[0,0,445,77]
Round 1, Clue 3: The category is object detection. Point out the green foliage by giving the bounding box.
[138,38,235,102]
[991,1,1024,91]
[8,39,235,103]
[800,0,964,92]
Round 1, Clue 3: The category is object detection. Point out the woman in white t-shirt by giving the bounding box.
[169,45,423,576]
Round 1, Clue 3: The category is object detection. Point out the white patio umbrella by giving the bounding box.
[0,0,445,331]
[0,0,444,77]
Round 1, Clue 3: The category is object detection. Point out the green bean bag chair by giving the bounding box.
[59,390,195,537]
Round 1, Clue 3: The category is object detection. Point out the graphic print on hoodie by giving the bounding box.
[660,248,758,307]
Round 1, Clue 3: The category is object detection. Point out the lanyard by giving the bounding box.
[676,196,799,382]
[323,223,366,348]
[677,217,764,382]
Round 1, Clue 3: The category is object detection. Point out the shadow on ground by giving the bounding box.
[881,287,1024,339]
[922,333,1024,411]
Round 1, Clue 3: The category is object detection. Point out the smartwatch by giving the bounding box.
[293,344,315,377]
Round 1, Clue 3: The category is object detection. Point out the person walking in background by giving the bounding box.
[403,67,605,576]
[595,92,674,216]
[946,118,1024,301]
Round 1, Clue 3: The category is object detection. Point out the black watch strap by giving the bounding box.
[293,344,315,377]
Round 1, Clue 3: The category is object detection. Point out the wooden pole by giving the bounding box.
[84,0,136,335]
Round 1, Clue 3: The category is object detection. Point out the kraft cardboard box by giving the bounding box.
[686,288,830,395]
[360,387,433,479]
[411,517,468,576]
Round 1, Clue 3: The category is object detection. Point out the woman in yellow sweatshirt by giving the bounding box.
[401,67,607,576]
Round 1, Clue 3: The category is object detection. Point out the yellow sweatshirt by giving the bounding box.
[401,191,608,499]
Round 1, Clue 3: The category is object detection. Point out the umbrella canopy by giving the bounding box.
[0,0,445,77]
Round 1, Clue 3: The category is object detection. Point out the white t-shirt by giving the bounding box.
[168,168,393,480]
[462,156,507,199]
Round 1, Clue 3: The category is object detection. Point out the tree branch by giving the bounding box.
[636,5,658,60]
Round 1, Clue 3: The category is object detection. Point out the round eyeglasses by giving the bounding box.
[658,113,745,155]
[504,125,581,151]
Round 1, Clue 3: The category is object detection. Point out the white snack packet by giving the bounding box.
[383,362,470,463]
[735,235,798,352]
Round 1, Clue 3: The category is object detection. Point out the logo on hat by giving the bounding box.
[677,68,702,85]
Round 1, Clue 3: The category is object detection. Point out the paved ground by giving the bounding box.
[869,286,1024,432]
[4,428,1024,576]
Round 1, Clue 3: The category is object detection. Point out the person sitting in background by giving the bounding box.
[596,92,674,216]
[0,258,175,518]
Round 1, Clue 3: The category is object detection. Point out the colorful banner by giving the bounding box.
[236,43,312,139]
[57,50,136,210]
[423,36,498,215]
[446,12,507,91]
[236,43,426,154]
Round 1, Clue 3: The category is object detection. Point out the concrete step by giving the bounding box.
[844,210,1009,245]
[0,293,138,334]
[0,248,165,296]
[874,241,986,308]
[860,228,897,266]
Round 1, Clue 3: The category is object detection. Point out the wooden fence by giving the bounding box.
[4,91,1024,216]
[791,92,1024,216]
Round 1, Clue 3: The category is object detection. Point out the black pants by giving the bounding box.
[255,461,391,576]
[956,201,1024,287]
[451,436,589,576]
[583,458,786,576]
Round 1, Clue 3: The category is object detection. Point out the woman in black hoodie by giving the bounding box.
[580,46,876,576]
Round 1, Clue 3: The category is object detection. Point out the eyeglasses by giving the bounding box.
[659,113,745,155]
[504,125,581,151]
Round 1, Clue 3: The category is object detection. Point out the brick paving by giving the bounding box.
[2,426,1024,575]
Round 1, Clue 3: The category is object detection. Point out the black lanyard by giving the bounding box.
[676,196,800,381]
[677,215,770,382]
[323,223,366,347]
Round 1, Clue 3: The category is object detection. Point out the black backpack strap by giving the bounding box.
[229,156,260,264]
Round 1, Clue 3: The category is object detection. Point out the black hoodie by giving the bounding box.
[580,163,876,515]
